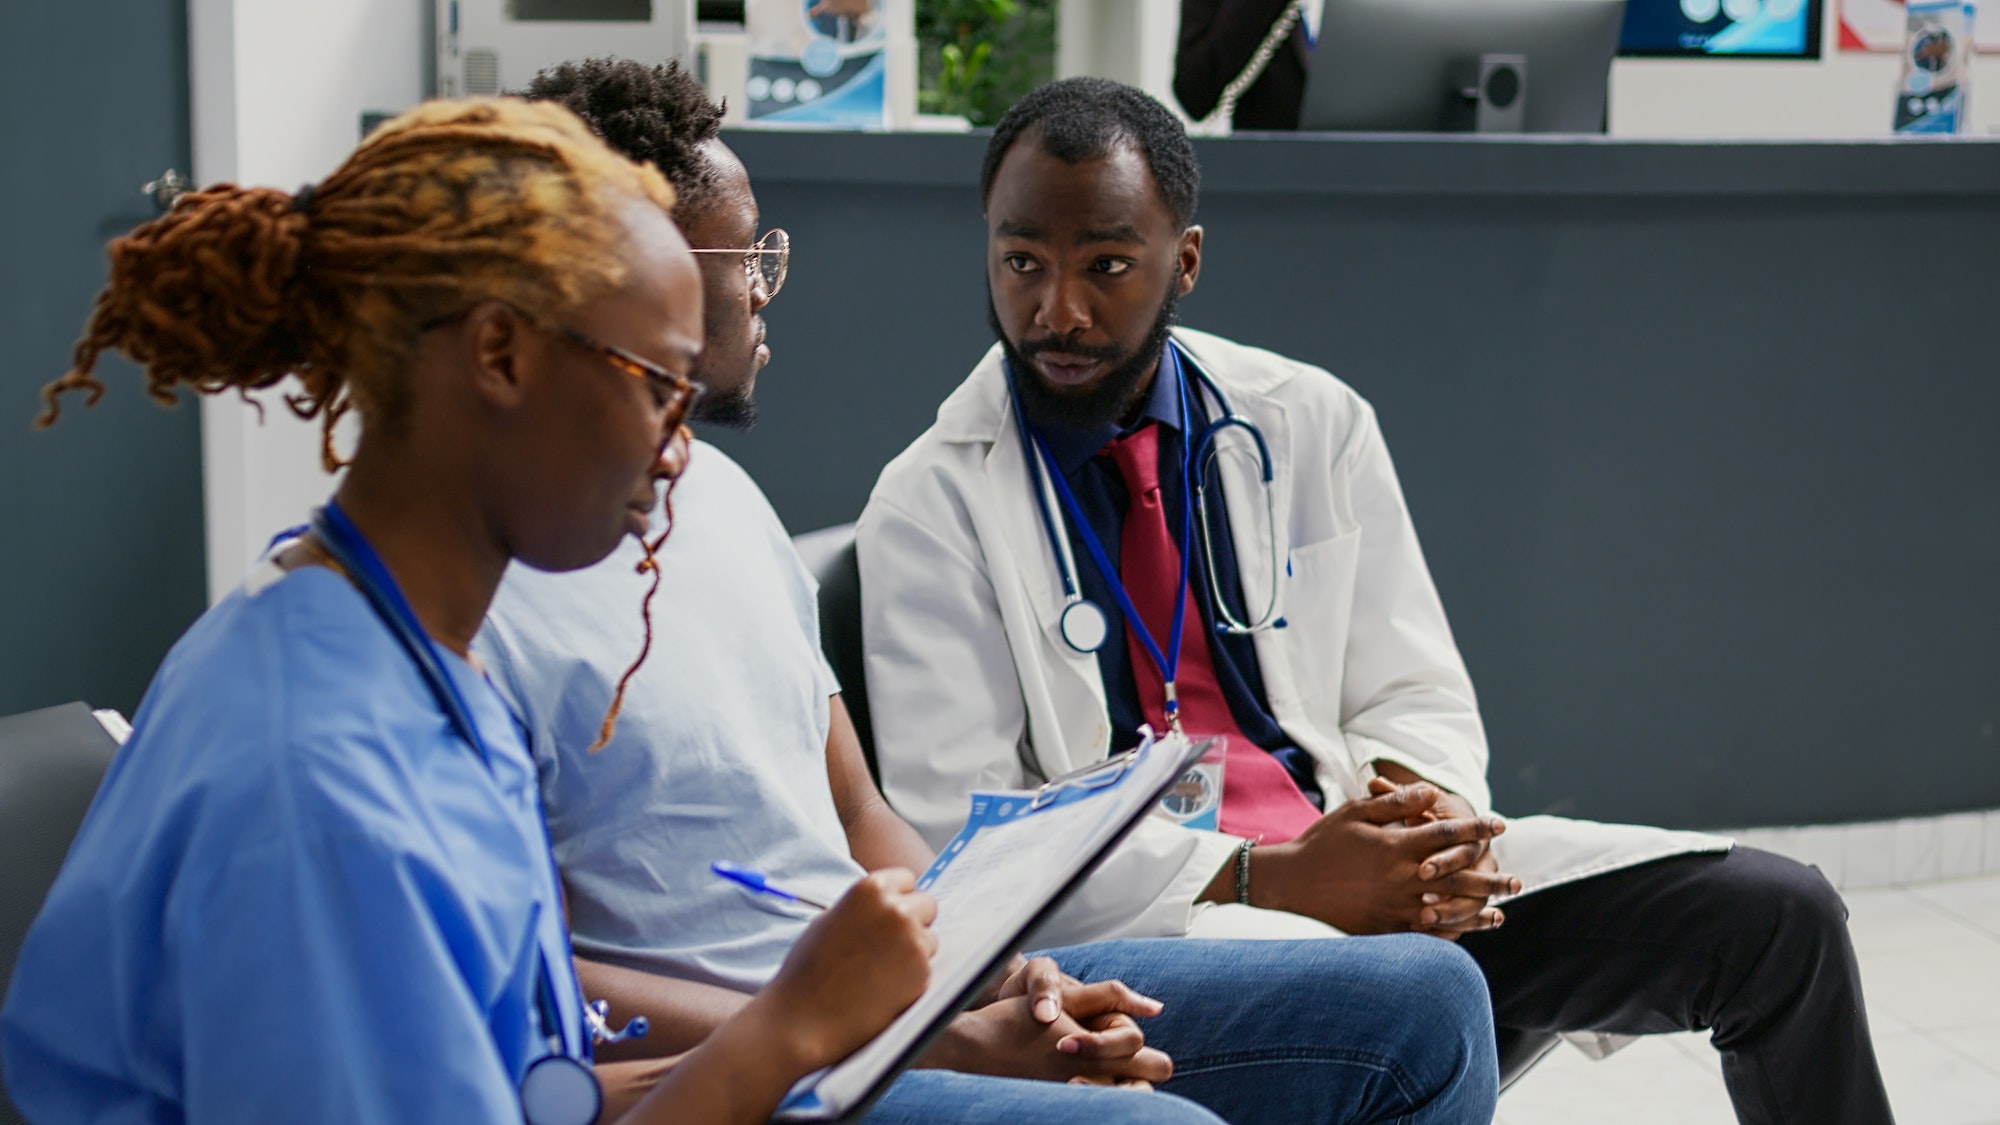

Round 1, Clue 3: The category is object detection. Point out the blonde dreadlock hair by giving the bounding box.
[34,97,676,472]
[37,96,684,750]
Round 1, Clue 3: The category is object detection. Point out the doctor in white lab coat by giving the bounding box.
[861,323,1731,944]
[857,77,1893,1124]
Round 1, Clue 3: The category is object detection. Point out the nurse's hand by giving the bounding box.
[615,873,934,1125]
[1248,782,1512,936]
[756,868,937,1072]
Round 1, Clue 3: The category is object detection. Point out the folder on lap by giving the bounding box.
[774,728,1214,1123]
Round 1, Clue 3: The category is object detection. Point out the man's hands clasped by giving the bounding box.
[1249,775,1522,939]
[760,872,1173,1089]
[931,956,1172,1088]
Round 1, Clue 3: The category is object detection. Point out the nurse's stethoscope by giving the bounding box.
[1007,340,1288,664]
[306,502,647,1125]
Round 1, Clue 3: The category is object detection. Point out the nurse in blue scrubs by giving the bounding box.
[0,97,942,1125]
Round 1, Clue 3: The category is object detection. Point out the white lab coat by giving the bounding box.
[858,327,1728,948]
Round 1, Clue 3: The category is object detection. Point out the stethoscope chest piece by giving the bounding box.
[520,1054,602,1125]
[1059,598,1110,653]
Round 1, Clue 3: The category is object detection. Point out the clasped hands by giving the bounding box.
[925,955,1171,1089]
[925,766,1526,1088]
[1255,770,1523,939]
[752,871,1169,1089]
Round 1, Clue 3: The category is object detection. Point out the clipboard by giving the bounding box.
[772,728,1216,1123]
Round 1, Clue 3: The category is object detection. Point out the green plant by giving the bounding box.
[916,0,1056,125]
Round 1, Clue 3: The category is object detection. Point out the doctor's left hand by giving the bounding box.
[921,957,1171,1087]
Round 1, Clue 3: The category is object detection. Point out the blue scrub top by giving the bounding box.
[0,563,583,1123]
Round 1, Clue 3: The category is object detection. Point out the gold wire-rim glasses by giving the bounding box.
[688,228,790,299]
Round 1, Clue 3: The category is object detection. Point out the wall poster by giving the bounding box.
[745,0,888,127]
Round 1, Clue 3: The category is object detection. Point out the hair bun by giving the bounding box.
[37,184,316,426]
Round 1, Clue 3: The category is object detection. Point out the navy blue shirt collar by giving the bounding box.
[1032,341,1187,477]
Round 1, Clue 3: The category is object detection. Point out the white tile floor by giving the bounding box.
[1496,874,2000,1125]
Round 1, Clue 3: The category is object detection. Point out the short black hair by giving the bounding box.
[520,57,726,217]
[980,77,1200,229]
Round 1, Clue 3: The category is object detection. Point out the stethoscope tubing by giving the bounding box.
[1027,421,1193,686]
[308,504,596,1117]
[1011,342,1284,653]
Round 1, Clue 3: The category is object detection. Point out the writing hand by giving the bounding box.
[760,868,936,1071]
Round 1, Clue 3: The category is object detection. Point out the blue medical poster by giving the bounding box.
[1894,1,1976,133]
[745,0,887,127]
[1619,0,1824,57]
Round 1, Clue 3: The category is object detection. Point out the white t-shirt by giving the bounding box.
[476,441,860,993]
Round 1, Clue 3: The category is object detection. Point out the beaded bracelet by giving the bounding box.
[1234,839,1255,906]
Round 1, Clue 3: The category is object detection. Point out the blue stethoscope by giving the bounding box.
[1008,341,1288,718]
[306,503,646,1125]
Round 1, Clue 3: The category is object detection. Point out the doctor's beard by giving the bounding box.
[992,277,1180,433]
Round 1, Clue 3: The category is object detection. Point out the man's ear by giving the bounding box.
[1177,225,1204,296]
[460,300,534,410]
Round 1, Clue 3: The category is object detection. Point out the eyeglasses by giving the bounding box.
[562,328,706,436]
[689,228,790,299]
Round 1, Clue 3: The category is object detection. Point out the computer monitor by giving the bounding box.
[1617,0,1823,59]
[1298,0,1628,133]
[437,0,694,98]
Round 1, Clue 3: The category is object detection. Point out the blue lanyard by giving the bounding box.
[307,502,585,1063]
[1011,346,1200,728]
[311,503,492,765]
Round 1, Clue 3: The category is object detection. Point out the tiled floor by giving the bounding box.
[1497,874,2000,1124]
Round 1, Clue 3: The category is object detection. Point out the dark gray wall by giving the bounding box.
[0,1,205,720]
[712,130,2000,830]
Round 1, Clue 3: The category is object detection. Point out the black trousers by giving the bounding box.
[1457,846,1894,1125]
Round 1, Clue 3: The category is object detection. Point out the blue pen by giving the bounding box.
[711,861,831,911]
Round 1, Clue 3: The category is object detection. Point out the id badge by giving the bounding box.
[1157,738,1228,831]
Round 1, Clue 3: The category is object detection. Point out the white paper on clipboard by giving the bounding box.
[773,727,1213,1122]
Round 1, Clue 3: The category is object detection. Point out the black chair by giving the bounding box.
[792,522,1563,1092]
[0,701,122,1125]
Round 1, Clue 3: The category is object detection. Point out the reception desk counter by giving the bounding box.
[708,130,2000,831]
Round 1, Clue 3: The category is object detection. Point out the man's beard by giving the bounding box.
[993,279,1180,432]
[691,383,758,430]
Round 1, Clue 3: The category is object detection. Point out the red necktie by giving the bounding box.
[1104,423,1321,844]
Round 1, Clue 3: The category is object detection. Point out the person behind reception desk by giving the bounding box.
[0,97,941,1125]
[1175,0,1313,130]
[857,76,1900,1125]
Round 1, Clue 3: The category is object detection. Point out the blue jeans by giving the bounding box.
[1044,935,1497,1125]
[867,1069,1226,1124]
[866,933,1495,1124]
